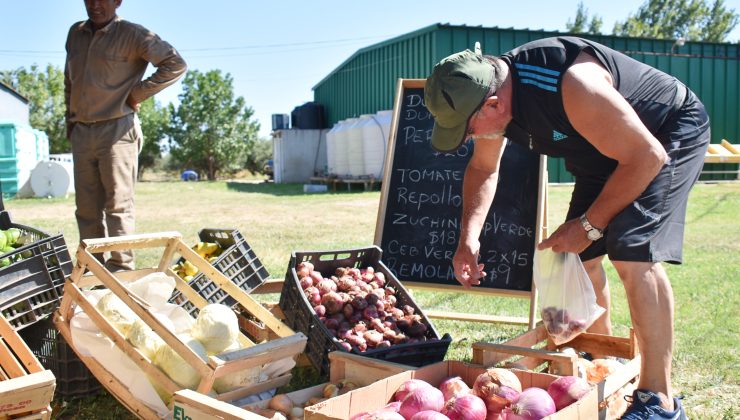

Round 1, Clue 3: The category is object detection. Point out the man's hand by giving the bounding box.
[126,95,141,112]
[452,241,487,288]
[537,218,591,254]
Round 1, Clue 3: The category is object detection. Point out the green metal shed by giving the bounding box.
[313,23,739,182]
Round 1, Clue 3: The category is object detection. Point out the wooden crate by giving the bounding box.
[172,351,411,420]
[471,324,641,419]
[304,360,599,420]
[0,314,55,420]
[53,232,307,420]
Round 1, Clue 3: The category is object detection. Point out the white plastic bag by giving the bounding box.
[533,248,605,345]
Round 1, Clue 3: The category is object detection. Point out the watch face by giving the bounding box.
[587,229,602,241]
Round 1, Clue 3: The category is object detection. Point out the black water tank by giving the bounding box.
[291,102,325,129]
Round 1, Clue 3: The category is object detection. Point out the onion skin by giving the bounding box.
[473,368,522,413]
[398,387,445,419]
[546,375,591,410]
[505,387,556,420]
[394,379,433,402]
[441,394,487,420]
[438,376,471,401]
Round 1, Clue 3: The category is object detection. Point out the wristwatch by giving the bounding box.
[580,214,603,241]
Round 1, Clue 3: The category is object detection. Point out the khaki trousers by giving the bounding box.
[71,114,141,271]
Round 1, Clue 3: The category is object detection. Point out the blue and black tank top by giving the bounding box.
[500,36,691,177]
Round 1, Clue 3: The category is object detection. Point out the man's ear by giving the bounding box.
[484,96,502,114]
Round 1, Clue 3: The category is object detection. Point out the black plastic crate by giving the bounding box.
[169,228,270,316]
[19,317,102,398]
[278,246,452,377]
[0,211,73,330]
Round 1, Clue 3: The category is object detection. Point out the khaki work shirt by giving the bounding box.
[64,16,186,127]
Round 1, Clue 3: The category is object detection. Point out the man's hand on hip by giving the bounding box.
[126,95,141,112]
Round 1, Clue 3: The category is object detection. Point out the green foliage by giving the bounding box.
[137,98,170,179]
[0,64,67,153]
[613,0,739,42]
[566,2,603,35]
[244,137,273,175]
[167,70,260,180]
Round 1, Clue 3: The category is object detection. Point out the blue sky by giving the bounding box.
[1,0,738,138]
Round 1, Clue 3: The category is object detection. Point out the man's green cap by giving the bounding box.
[425,48,495,152]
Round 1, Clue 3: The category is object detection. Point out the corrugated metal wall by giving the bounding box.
[313,24,739,182]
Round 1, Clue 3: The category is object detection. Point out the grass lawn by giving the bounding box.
[4,178,738,419]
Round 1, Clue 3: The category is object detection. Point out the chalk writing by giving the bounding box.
[378,84,540,292]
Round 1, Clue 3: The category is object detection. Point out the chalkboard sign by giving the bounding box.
[375,79,545,295]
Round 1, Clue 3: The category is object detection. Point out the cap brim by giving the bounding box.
[430,120,468,153]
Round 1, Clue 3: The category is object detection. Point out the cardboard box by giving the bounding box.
[305,360,599,420]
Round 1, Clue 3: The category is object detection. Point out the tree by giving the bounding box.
[613,0,738,42]
[168,70,260,180]
[137,97,170,179]
[0,65,67,153]
[244,137,273,176]
[566,2,603,35]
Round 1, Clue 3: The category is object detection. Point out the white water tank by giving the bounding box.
[334,117,356,177]
[361,110,393,179]
[325,121,342,176]
[347,115,373,177]
[30,158,75,198]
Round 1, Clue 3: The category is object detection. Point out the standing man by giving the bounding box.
[65,0,186,271]
[425,37,709,420]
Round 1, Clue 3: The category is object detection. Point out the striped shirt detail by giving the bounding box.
[517,71,558,85]
[514,63,561,76]
[520,79,558,92]
[515,63,560,92]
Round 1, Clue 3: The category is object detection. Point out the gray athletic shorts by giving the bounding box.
[566,92,710,264]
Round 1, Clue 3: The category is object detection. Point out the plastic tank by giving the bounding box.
[333,118,357,177]
[0,121,42,196]
[325,121,343,176]
[361,110,393,179]
[347,114,373,177]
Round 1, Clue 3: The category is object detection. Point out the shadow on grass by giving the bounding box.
[226,181,374,196]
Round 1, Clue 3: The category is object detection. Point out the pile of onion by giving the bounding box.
[296,262,435,354]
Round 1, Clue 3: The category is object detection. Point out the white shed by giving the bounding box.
[0,81,30,124]
[272,129,329,183]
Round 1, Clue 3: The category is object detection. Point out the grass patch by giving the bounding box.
[4,180,738,419]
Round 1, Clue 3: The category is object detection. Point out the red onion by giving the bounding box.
[300,276,314,289]
[310,270,324,284]
[504,387,556,420]
[438,376,471,401]
[473,368,522,413]
[398,387,445,419]
[442,394,487,420]
[410,411,449,420]
[394,379,433,402]
[546,375,591,410]
[296,263,311,279]
[318,279,338,294]
[485,411,504,420]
